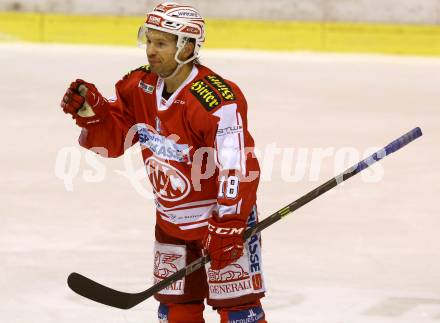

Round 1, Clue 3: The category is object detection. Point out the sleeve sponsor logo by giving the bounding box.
[205,75,235,101]
[217,125,243,136]
[190,80,221,111]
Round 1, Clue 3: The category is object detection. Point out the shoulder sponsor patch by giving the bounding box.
[138,80,155,94]
[124,65,151,79]
[190,80,221,111]
[205,74,236,101]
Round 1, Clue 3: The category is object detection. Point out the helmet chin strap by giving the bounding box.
[159,38,197,80]
[159,61,184,80]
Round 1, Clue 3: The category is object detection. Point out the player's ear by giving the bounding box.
[183,41,195,60]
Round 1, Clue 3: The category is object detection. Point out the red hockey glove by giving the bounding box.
[60,79,108,127]
[203,214,246,270]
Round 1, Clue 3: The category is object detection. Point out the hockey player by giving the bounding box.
[60,3,267,322]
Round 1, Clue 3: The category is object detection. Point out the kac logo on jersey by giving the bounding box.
[145,157,191,202]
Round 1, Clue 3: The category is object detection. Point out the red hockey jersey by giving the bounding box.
[79,64,260,240]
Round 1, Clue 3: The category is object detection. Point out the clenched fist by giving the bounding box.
[60,79,108,127]
[203,213,246,270]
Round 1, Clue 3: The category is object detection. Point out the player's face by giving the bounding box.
[145,29,179,77]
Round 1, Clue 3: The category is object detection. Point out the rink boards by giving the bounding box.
[1,12,440,55]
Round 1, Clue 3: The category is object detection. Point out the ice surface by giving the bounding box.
[1,43,439,322]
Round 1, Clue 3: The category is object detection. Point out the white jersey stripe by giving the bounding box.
[218,200,242,217]
[213,103,244,172]
[179,221,209,230]
[160,214,209,230]
[237,112,246,175]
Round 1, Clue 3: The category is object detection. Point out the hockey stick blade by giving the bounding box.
[68,272,142,309]
[67,127,422,309]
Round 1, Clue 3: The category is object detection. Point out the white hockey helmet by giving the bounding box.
[137,2,205,65]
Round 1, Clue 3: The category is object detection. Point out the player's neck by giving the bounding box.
[164,63,193,93]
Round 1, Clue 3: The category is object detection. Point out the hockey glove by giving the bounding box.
[60,79,108,127]
[203,214,246,270]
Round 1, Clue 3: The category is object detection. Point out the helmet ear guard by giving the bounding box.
[175,36,198,65]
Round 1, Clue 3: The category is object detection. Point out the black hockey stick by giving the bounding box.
[68,127,423,309]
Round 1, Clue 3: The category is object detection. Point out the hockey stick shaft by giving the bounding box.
[68,127,422,309]
[244,126,423,239]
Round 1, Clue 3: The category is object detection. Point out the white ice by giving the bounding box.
[0,43,439,323]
